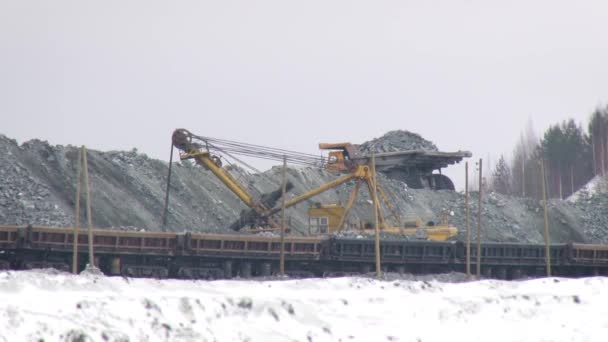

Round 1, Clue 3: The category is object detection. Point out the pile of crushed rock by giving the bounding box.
[1,131,608,243]
[359,130,438,153]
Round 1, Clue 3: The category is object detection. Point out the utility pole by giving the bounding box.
[476,158,483,277]
[72,146,96,272]
[592,139,597,176]
[279,156,287,276]
[570,165,574,196]
[465,162,470,276]
[162,142,174,232]
[82,146,95,268]
[522,154,526,197]
[558,172,563,200]
[540,160,552,277]
[72,148,83,274]
[370,153,382,277]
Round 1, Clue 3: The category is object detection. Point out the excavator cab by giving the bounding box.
[319,142,360,173]
[325,151,347,172]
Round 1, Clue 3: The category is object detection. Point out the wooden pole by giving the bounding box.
[592,139,597,176]
[82,146,95,267]
[161,142,174,232]
[570,165,574,196]
[605,133,608,176]
[601,138,605,176]
[72,148,83,274]
[558,172,563,200]
[279,155,287,276]
[476,158,483,277]
[540,160,552,277]
[465,162,470,276]
[371,153,382,277]
[522,153,526,197]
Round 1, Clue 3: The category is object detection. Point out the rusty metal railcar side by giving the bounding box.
[3,225,608,279]
[0,225,20,249]
[325,238,458,274]
[26,226,178,255]
[568,243,608,266]
[187,233,327,260]
[460,243,568,267]
[0,225,20,270]
[330,238,456,264]
[173,233,328,279]
[452,243,571,279]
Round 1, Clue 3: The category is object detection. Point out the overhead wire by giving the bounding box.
[189,134,326,168]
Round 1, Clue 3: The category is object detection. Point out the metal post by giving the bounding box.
[476,158,482,277]
[82,146,95,267]
[540,160,552,277]
[279,155,287,276]
[370,153,382,277]
[465,162,470,276]
[72,148,83,274]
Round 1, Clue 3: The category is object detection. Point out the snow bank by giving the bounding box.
[0,270,606,341]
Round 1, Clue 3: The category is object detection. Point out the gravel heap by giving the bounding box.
[0,136,72,226]
[359,130,438,153]
[1,133,608,243]
[568,175,608,242]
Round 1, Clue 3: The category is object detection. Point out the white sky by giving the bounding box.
[1,1,607,188]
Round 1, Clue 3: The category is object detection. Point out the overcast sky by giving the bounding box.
[1,1,607,188]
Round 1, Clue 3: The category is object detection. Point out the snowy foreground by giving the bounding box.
[0,271,607,342]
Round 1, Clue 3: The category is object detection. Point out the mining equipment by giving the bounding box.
[169,128,464,239]
[307,203,457,241]
[320,142,471,190]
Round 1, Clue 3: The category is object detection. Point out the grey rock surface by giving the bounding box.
[1,133,608,243]
[359,130,438,153]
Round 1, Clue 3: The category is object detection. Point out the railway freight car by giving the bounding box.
[0,225,327,279]
[2,225,608,279]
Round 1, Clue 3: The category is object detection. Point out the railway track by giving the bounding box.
[1,225,607,279]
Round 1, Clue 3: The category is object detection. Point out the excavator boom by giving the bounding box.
[172,129,376,231]
[172,129,270,219]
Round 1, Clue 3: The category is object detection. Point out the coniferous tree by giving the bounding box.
[588,107,608,176]
[540,119,592,198]
[491,155,512,195]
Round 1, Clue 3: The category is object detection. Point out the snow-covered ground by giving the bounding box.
[0,270,606,342]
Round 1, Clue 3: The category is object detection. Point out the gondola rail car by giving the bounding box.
[1,225,608,279]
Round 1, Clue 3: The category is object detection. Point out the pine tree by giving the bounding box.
[540,119,593,198]
[491,155,512,195]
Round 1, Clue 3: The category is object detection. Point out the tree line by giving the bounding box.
[490,105,608,199]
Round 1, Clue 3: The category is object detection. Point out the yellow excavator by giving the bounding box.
[170,129,459,241]
[307,203,457,241]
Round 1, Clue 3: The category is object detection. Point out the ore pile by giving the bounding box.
[0,136,72,226]
[569,176,608,242]
[0,135,248,232]
[358,130,438,153]
[1,132,608,243]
